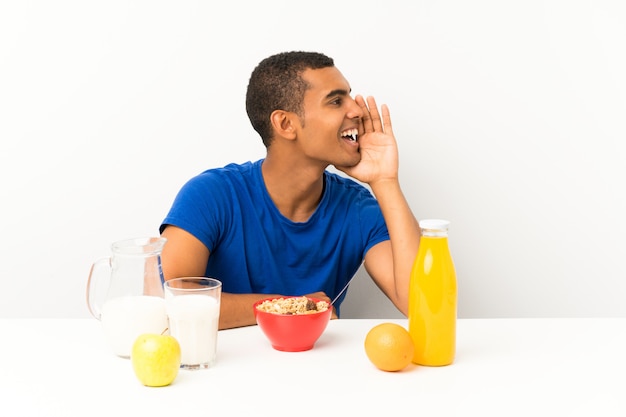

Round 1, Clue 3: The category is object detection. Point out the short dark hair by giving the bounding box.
[245,51,335,147]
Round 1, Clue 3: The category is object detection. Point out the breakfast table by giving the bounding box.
[1,317,625,416]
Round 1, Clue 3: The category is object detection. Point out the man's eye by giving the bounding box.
[330,98,343,106]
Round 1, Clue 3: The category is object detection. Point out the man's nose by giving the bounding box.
[347,97,364,119]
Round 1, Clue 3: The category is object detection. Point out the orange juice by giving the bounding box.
[408,219,457,366]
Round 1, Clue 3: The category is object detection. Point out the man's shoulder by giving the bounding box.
[191,159,261,184]
[175,160,262,202]
[324,170,372,196]
[201,159,259,176]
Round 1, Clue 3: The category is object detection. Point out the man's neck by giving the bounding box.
[261,153,326,223]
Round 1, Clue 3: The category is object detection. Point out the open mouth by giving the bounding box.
[341,128,358,142]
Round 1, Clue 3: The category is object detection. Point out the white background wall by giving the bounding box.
[1,0,624,319]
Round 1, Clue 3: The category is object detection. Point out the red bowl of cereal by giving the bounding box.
[253,296,332,352]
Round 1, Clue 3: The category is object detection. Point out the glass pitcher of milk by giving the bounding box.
[86,237,169,358]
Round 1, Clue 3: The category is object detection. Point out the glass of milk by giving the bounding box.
[164,277,222,370]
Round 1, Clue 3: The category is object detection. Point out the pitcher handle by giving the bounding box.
[86,257,111,320]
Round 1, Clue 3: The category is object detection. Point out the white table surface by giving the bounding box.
[1,318,625,416]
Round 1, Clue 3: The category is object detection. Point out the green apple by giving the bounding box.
[131,332,181,387]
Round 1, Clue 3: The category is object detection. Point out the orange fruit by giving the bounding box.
[364,322,414,372]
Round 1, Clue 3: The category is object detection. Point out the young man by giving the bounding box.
[159,51,420,329]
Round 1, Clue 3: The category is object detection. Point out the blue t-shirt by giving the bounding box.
[160,159,389,312]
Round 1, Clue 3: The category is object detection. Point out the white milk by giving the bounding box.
[100,295,169,358]
[166,294,220,369]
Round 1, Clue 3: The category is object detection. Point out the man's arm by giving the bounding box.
[160,226,335,329]
[364,181,420,316]
[337,95,421,315]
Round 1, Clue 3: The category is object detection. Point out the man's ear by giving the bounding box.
[270,110,297,140]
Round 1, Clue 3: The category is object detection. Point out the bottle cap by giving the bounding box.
[419,219,450,232]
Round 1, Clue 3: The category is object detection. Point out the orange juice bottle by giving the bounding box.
[408,219,457,366]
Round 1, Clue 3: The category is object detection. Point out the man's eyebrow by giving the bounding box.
[325,88,351,99]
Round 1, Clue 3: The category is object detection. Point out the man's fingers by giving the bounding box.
[366,96,384,132]
[356,95,373,133]
[381,104,393,135]
[356,95,390,134]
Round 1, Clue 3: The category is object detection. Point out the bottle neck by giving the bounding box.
[419,219,451,238]
[422,229,448,238]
